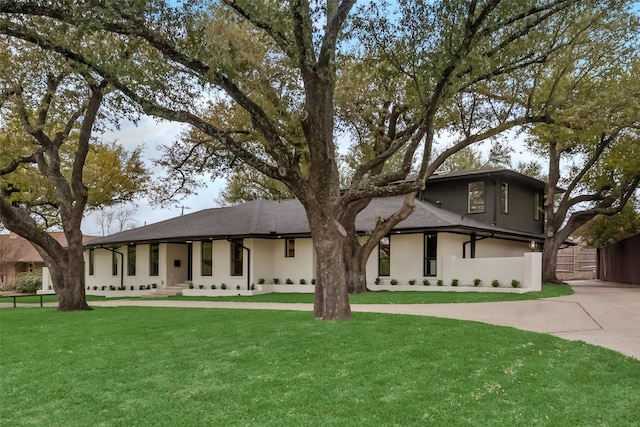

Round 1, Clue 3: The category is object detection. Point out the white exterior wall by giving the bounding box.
[85,244,168,289]
[271,238,314,284]
[387,233,424,285]
[251,239,275,283]
[475,239,530,257]
[84,232,541,293]
[442,253,541,290]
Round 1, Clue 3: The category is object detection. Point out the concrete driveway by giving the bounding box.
[91,280,639,359]
[352,280,640,360]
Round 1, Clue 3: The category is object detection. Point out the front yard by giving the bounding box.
[1,305,638,426]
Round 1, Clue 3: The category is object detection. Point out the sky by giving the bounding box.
[81,116,226,236]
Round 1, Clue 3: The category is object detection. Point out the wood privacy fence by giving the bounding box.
[598,234,640,284]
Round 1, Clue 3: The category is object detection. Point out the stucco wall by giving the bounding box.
[270,238,315,284]
[86,244,168,289]
[475,239,530,257]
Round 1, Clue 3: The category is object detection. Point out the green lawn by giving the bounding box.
[159,284,573,304]
[0,285,572,307]
[1,306,637,426]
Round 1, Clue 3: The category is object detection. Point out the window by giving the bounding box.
[534,192,541,220]
[111,251,118,276]
[201,241,213,276]
[468,181,485,213]
[285,239,295,258]
[500,182,509,214]
[378,236,390,277]
[127,245,136,276]
[424,234,437,276]
[230,239,243,276]
[149,243,159,276]
[89,249,95,276]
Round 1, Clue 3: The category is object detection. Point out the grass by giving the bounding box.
[155,284,573,304]
[1,306,638,426]
[0,285,572,307]
[0,294,106,304]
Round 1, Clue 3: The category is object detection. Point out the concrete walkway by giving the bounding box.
[89,280,640,360]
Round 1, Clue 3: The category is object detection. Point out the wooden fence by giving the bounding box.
[598,234,640,284]
[556,244,597,280]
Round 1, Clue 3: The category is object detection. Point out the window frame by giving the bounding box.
[201,241,213,277]
[149,243,159,276]
[378,236,391,277]
[500,182,509,214]
[230,239,244,277]
[127,245,136,276]
[285,238,296,258]
[424,233,437,277]
[534,192,541,221]
[88,248,95,276]
[468,181,486,213]
[111,250,118,276]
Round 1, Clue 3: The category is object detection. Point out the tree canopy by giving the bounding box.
[1,0,637,317]
[0,38,150,310]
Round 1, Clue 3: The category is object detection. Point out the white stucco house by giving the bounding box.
[83,169,545,295]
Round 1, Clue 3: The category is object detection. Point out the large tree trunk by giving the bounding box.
[47,256,92,311]
[307,211,351,320]
[37,230,92,311]
[344,232,368,294]
[541,236,563,284]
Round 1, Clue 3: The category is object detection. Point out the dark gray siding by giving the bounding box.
[420,171,544,234]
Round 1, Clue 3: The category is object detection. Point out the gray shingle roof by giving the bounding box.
[87,196,543,247]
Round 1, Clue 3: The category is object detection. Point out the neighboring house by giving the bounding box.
[598,233,640,284]
[84,169,544,293]
[0,232,96,290]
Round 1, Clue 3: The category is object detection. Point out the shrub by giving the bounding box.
[300,278,307,285]
[273,278,280,284]
[437,280,443,286]
[118,286,126,291]
[13,271,42,293]
[451,279,459,287]
[189,283,194,289]
[236,285,241,290]
[250,283,255,290]
[511,279,520,288]
[374,277,381,285]
[492,280,500,288]
[390,279,398,286]
[408,279,416,286]
[87,286,90,290]
[139,285,146,290]
[93,286,98,290]
[211,284,217,289]
[423,279,430,286]
[258,278,265,284]
[285,278,293,284]
[151,283,157,289]
[221,283,227,289]
[473,278,481,287]
[130,286,134,291]
[146,285,151,290]
[311,278,316,285]
[109,285,116,291]
[199,285,204,289]
[102,286,108,291]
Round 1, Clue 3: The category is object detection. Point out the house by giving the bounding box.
[0,232,96,290]
[84,169,544,294]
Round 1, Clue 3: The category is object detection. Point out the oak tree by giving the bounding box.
[1,0,631,317]
[0,42,149,310]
